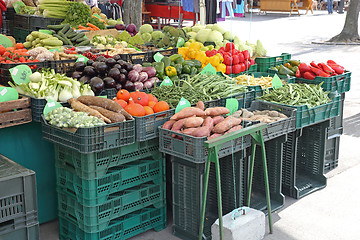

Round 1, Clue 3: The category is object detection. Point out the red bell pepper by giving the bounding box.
[232,64,241,74]
[232,55,240,65]
[223,55,232,66]
[303,71,316,80]
[238,52,244,63]
[242,50,250,60]
[240,63,246,72]
[326,60,345,74]
[318,63,335,75]
[249,58,255,65]
[298,63,311,73]
[225,42,235,52]
[310,66,330,77]
[295,69,301,78]
[225,65,232,75]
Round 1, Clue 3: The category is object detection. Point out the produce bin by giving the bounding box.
[56,158,165,206]
[247,101,296,141]
[13,27,31,43]
[49,59,77,75]
[151,48,178,60]
[324,135,340,173]
[134,108,175,141]
[255,53,291,72]
[120,52,152,65]
[41,116,135,153]
[295,71,351,94]
[57,183,165,233]
[282,121,328,199]
[14,14,62,31]
[0,223,39,240]
[258,92,341,129]
[99,88,117,100]
[0,122,57,224]
[30,98,69,123]
[218,89,256,109]
[0,20,12,35]
[328,93,345,138]
[0,155,38,235]
[13,14,31,30]
[59,207,166,240]
[54,138,162,179]
[159,125,252,163]
[0,95,32,129]
[172,152,246,240]
[247,134,287,213]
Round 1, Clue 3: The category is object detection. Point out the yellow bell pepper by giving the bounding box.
[216,63,226,73]
[216,53,224,63]
[189,42,201,51]
[165,66,177,77]
[208,55,220,67]
[188,49,197,59]
[178,47,188,59]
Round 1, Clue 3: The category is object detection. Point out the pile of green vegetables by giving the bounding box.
[47,24,90,47]
[62,2,105,29]
[259,83,331,108]
[45,107,105,128]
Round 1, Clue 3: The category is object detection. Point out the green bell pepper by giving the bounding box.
[170,54,182,63]
[174,63,182,75]
[142,62,152,67]
[175,56,185,64]
[155,62,165,80]
[190,66,198,75]
[183,65,191,74]
[161,56,171,68]
[182,60,195,68]
[191,59,202,68]
[279,65,294,76]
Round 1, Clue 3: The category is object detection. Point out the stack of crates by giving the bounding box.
[1,8,15,36]
[41,115,167,239]
[0,154,39,240]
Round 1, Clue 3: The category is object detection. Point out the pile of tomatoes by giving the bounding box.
[0,44,40,67]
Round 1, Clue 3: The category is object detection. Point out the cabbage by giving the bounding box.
[223,31,234,41]
[205,24,213,29]
[234,36,241,46]
[183,26,192,33]
[139,24,153,34]
[255,40,267,57]
[211,24,226,34]
[187,31,197,40]
[195,28,212,43]
[207,30,223,43]
[192,24,205,33]
[141,33,152,43]
[151,31,163,41]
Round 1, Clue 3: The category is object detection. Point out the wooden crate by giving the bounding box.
[0,95,32,128]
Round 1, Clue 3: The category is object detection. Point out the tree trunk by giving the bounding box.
[329,0,360,42]
[123,0,142,30]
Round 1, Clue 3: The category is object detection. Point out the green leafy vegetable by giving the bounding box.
[62,2,105,29]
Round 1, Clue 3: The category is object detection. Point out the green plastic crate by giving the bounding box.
[295,71,351,94]
[255,53,291,72]
[172,152,247,240]
[57,183,165,233]
[0,223,39,240]
[282,121,328,199]
[257,92,341,129]
[41,115,135,153]
[247,101,296,141]
[247,134,287,213]
[98,88,117,100]
[245,72,295,97]
[218,89,256,109]
[324,135,340,173]
[54,138,162,179]
[220,63,258,77]
[56,158,164,206]
[328,93,345,138]
[59,207,166,240]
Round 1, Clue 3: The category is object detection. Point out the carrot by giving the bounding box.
[68,98,111,123]
[78,25,87,30]
[87,23,100,30]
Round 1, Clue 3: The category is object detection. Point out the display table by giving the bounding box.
[0,122,57,224]
[260,0,314,16]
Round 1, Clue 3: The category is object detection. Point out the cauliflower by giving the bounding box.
[141,32,152,43]
[139,24,153,34]
[195,28,212,43]
[151,31,163,41]
[207,30,223,43]
[183,26,192,33]
[211,24,226,34]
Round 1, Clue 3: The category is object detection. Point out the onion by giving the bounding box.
[134,82,144,91]
[132,64,142,73]
[142,67,156,78]
[128,70,139,82]
[139,72,148,83]
[143,80,153,89]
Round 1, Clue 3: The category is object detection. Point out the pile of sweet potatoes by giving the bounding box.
[162,101,244,140]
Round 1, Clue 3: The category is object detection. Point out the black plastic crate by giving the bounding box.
[218,89,256,109]
[328,93,345,138]
[172,152,246,240]
[41,116,135,154]
[49,59,77,75]
[29,98,69,123]
[247,134,287,213]
[14,14,31,30]
[282,121,329,199]
[247,101,296,141]
[150,48,178,62]
[0,155,38,224]
[1,20,12,35]
[0,61,47,87]
[0,222,39,240]
[135,108,175,141]
[324,135,340,173]
[98,88,117,100]
[119,52,152,64]
[14,14,62,31]
[13,27,31,43]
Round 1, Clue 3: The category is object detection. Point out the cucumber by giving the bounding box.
[47,25,64,31]
[64,28,75,37]
[58,24,70,35]
[77,39,90,46]
[58,32,72,45]
[76,37,88,43]
[66,32,77,39]
[71,33,85,41]
[53,34,67,45]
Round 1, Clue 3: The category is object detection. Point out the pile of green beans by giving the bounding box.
[259,83,331,108]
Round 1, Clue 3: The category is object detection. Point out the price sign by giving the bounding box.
[176,37,185,47]
[160,77,173,87]
[0,87,18,102]
[201,63,216,75]
[13,1,26,13]
[175,97,191,113]
[9,65,32,85]
[76,55,89,63]
[39,30,52,35]
[154,52,164,62]
[0,34,13,48]
[43,99,62,116]
[271,74,282,89]
[225,98,239,115]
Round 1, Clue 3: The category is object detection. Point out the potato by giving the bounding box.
[163,120,176,130]
[279,113,288,119]
[232,110,242,118]
[191,126,212,137]
[170,107,206,120]
[171,118,188,132]
[212,116,225,125]
[184,117,204,128]
[208,133,223,140]
[182,128,198,135]
[205,107,230,116]
[241,109,254,118]
[253,110,263,115]
[224,125,243,134]
[268,111,280,117]
[213,116,242,134]
[196,100,205,111]
[202,117,214,128]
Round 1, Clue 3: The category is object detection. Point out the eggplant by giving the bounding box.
[113,64,122,70]
[108,68,121,82]
[79,75,90,84]
[106,58,117,68]
[124,62,133,72]
[143,80,153,89]
[120,68,127,75]
[117,60,126,66]
[87,59,95,66]
[115,83,122,91]
[128,70,139,82]
[119,73,126,84]
[74,61,86,72]
[90,77,104,94]
[103,77,116,88]
[139,72,148,82]
[113,55,121,61]
[124,81,135,91]
[96,56,106,62]
[132,64,142,73]
[95,62,108,75]
[71,71,82,80]
[83,66,97,77]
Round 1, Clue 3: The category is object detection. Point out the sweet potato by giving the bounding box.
[170,107,206,120]
[213,116,242,134]
[89,106,125,123]
[171,118,188,132]
[77,96,133,120]
[212,116,225,125]
[162,120,176,130]
[68,98,111,123]
[202,117,214,128]
[182,128,198,135]
[196,100,205,111]
[191,126,212,138]
[205,107,230,116]
[224,125,243,134]
[184,117,204,128]
[208,133,223,140]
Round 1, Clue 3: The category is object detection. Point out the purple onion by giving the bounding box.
[134,81,144,91]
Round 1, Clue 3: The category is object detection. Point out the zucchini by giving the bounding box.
[76,37,88,43]
[47,25,64,31]
[66,32,77,39]
[53,34,67,45]
[64,28,75,37]
[77,39,90,46]
[58,24,70,35]
[71,33,85,41]
[58,32,72,45]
